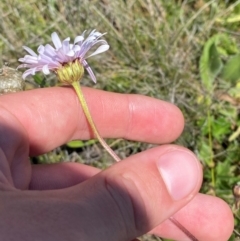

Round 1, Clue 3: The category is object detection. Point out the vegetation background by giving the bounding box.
[0,0,240,240]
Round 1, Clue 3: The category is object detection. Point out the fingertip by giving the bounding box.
[152,193,234,241]
[186,195,234,241]
[206,196,234,241]
[158,99,185,141]
[121,94,185,144]
[190,195,234,241]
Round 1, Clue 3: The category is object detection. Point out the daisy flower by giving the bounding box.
[18,30,109,84]
[18,29,120,162]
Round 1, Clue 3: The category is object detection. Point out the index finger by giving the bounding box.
[0,87,184,155]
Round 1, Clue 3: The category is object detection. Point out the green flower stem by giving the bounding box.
[72,81,121,162]
[72,81,198,241]
[207,107,215,188]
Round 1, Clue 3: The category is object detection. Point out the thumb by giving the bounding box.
[72,145,202,241]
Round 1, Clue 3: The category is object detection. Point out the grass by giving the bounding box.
[0,0,240,240]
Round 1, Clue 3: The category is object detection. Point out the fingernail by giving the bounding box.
[157,150,199,201]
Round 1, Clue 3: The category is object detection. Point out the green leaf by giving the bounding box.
[66,140,97,148]
[217,36,239,56]
[228,126,240,142]
[212,116,231,142]
[66,140,84,148]
[221,54,240,83]
[198,141,213,167]
[209,43,223,76]
[199,35,223,92]
[33,73,45,87]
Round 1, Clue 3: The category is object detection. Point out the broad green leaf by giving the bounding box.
[199,36,223,92]
[221,54,240,83]
[209,43,223,76]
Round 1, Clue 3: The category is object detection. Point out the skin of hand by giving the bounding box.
[0,87,234,241]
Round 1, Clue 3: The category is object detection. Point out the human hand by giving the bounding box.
[0,87,233,241]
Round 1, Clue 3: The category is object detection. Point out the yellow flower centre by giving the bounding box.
[56,60,84,84]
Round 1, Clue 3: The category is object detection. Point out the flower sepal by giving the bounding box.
[56,60,84,85]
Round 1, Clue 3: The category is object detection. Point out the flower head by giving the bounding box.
[18,30,109,84]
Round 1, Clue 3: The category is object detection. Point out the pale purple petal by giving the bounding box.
[37,45,45,54]
[23,46,37,56]
[74,35,84,44]
[73,45,80,52]
[22,69,35,79]
[38,53,57,65]
[67,50,75,57]
[82,60,96,83]
[42,65,50,75]
[31,67,37,75]
[44,44,56,56]
[63,37,70,42]
[62,40,71,55]
[55,49,71,62]
[19,55,38,64]
[18,58,26,63]
[17,64,25,69]
[93,39,108,46]
[17,63,31,69]
[76,30,86,45]
[51,32,62,49]
[87,44,109,58]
